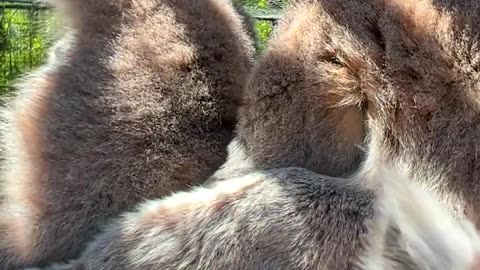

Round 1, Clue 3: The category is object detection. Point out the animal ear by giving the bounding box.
[378,166,480,270]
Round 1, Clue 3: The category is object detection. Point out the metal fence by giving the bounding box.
[0,0,282,93]
[0,0,57,92]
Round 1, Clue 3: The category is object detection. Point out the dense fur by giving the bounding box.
[38,164,480,270]
[205,0,377,184]
[46,167,376,270]
[228,0,480,222]
[366,0,480,223]
[203,0,480,268]
[229,0,378,178]
[8,0,480,268]
[359,165,480,270]
[0,0,254,268]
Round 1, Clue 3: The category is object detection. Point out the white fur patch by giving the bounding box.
[359,165,480,270]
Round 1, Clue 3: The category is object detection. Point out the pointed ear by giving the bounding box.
[378,166,480,270]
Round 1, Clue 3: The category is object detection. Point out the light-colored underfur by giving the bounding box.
[201,0,480,268]
[36,164,480,270]
[359,166,480,270]
[0,0,255,268]
[42,167,376,270]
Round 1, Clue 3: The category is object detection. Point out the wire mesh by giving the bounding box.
[0,0,283,93]
[0,0,57,93]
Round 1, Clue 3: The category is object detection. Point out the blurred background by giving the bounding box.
[0,0,285,93]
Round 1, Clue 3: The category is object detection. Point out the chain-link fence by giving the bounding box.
[0,0,284,93]
[0,0,59,93]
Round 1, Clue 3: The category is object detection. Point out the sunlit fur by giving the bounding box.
[33,160,480,270]
[224,0,480,230]
[0,0,255,268]
[9,0,480,268]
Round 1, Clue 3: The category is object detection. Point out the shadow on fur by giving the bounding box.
[0,0,255,268]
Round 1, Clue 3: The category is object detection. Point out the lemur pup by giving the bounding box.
[0,0,254,268]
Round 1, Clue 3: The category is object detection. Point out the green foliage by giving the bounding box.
[255,20,273,51]
[244,0,269,9]
[242,0,283,51]
[0,3,56,93]
[0,0,283,93]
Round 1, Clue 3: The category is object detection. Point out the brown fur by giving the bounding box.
[228,0,386,178]
[55,167,377,270]
[200,0,480,268]
[7,0,480,268]
[42,165,480,270]
[368,0,480,222]
[232,0,480,223]
[18,0,480,269]
[0,0,254,268]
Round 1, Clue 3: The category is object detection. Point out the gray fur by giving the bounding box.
[207,0,480,268]
[0,0,255,268]
[48,166,480,270]
[228,0,480,226]
[8,0,480,268]
[60,167,376,270]
[231,0,375,178]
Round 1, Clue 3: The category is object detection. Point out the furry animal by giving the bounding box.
[37,161,480,270]
[218,0,480,224]
[0,0,254,268]
[225,0,376,178]
[360,164,480,270]
[10,0,480,268]
[204,0,374,184]
[192,0,480,268]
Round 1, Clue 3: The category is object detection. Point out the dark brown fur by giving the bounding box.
[8,0,480,268]
[0,0,254,268]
